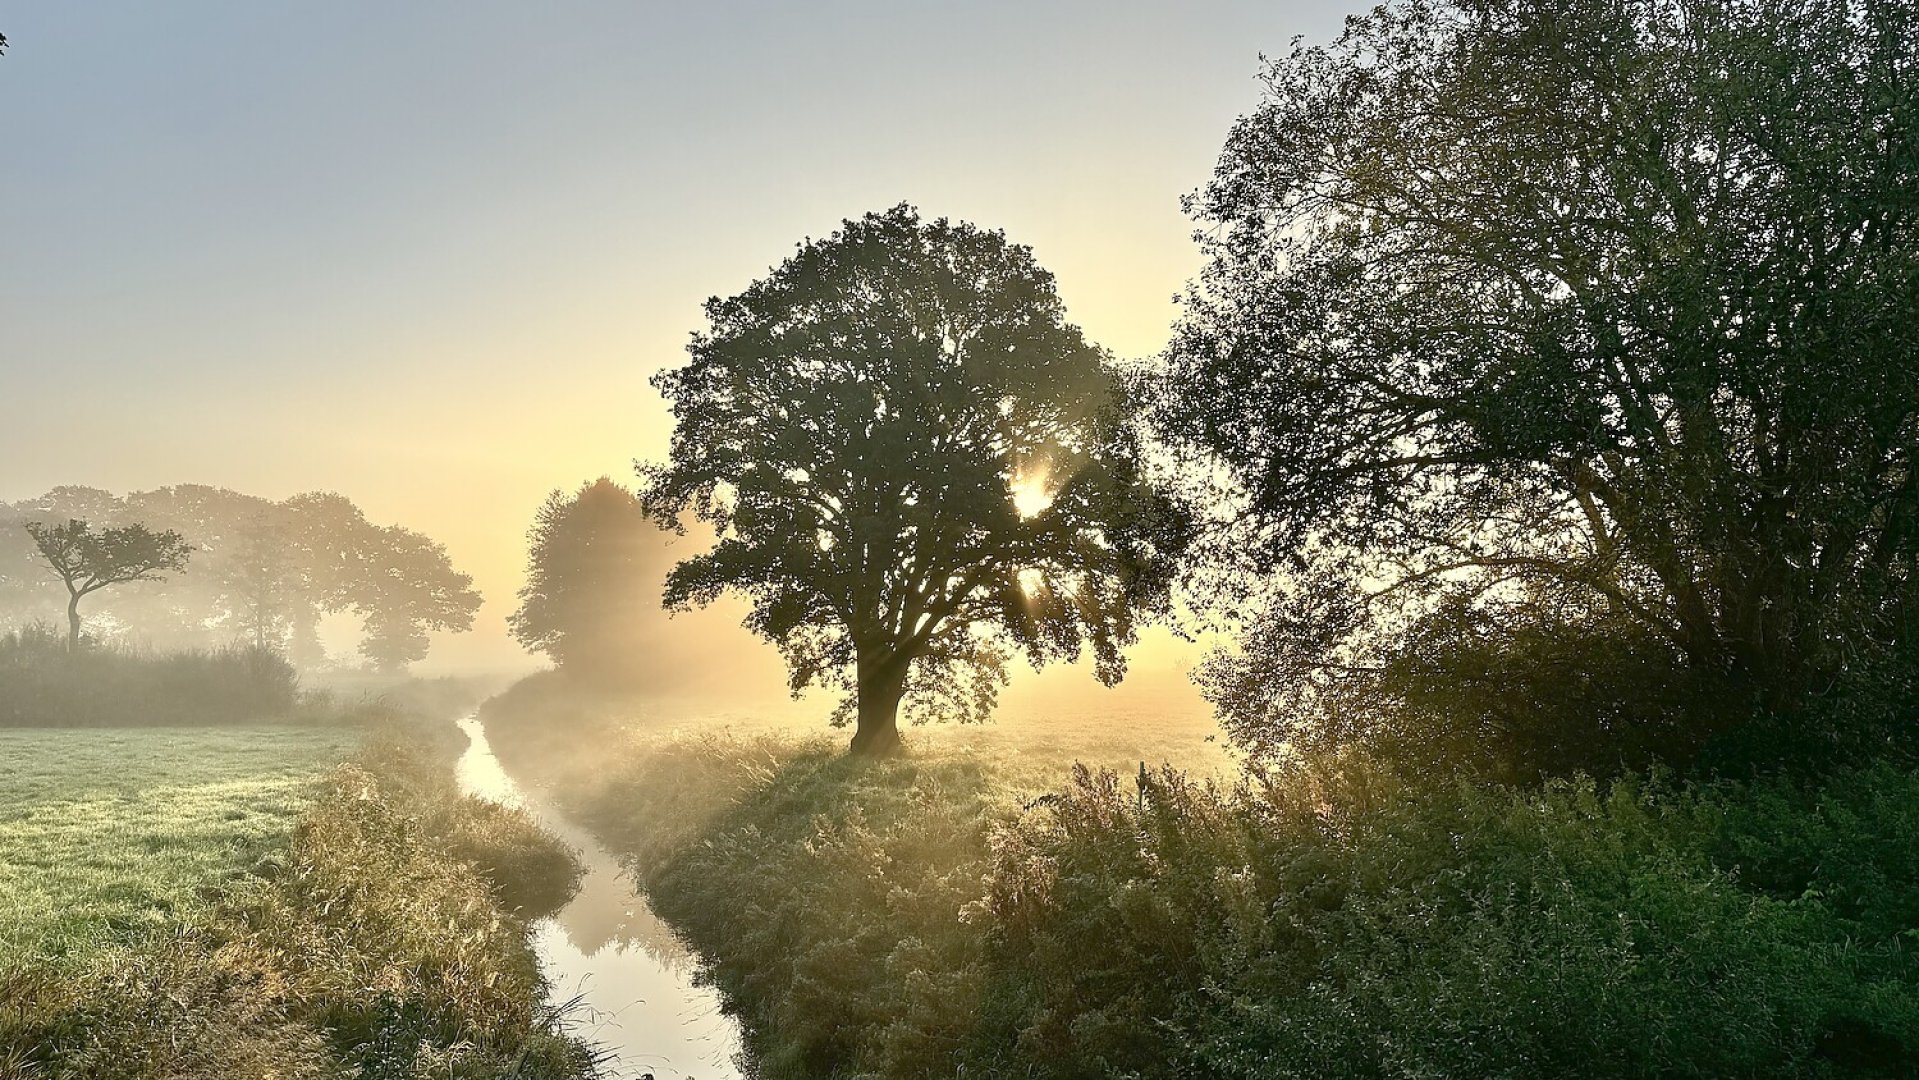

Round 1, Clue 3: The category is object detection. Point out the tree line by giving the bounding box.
[0,486,480,670]
[518,0,1919,772]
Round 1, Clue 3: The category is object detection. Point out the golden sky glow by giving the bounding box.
[0,2,1355,717]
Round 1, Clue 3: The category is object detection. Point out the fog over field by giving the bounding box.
[6,3,1918,1077]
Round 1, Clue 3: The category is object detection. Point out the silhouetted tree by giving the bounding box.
[25,520,193,648]
[645,205,1189,754]
[1157,0,1919,771]
[511,478,674,682]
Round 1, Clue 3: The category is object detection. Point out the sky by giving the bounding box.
[0,2,1356,708]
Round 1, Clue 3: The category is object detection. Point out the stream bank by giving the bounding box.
[454,716,747,1080]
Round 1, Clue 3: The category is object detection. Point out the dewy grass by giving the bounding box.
[0,725,358,960]
[1,721,597,1079]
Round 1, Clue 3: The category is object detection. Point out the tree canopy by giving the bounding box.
[25,519,193,648]
[0,486,480,669]
[511,477,683,683]
[644,205,1189,754]
[1156,0,1919,774]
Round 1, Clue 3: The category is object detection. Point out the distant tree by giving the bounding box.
[0,487,483,670]
[24,520,193,648]
[1157,0,1919,770]
[352,524,482,671]
[222,519,297,651]
[511,478,674,682]
[644,205,1189,754]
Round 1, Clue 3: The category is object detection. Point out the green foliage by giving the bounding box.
[487,675,1919,1078]
[438,797,585,917]
[510,478,688,686]
[0,626,300,727]
[983,760,1919,1078]
[1157,0,1919,774]
[642,204,1189,751]
[0,726,596,1079]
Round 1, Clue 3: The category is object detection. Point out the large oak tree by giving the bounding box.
[1158,0,1919,769]
[644,205,1188,754]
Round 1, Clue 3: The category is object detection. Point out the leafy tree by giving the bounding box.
[352,524,482,671]
[1158,0,1919,771]
[220,518,299,651]
[644,205,1189,754]
[0,487,482,669]
[24,519,193,648]
[511,478,678,683]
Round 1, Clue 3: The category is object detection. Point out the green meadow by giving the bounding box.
[0,725,357,960]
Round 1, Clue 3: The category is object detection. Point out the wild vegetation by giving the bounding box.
[484,678,1919,1078]
[0,711,598,1079]
[0,625,300,727]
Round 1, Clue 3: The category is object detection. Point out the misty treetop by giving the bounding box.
[643,204,1191,754]
[1155,0,1919,775]
[0,485,480,669]
[511,477,694,686]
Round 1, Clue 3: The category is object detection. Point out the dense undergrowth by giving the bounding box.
[0,715,596,1079]
[0,626,299,727]
[484,675,1919,1079]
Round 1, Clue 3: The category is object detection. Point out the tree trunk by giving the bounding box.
[66,592,82,651]
[849,651,910,757]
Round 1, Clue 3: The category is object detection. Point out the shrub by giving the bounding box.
[0,626,299,727]
[980,760,1919,1078]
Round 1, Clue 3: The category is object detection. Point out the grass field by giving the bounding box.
[0,726,358,960]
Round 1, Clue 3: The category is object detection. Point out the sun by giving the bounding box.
[1009,464,1054,518]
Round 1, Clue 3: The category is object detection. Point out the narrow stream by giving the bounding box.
[454,717,747,1080]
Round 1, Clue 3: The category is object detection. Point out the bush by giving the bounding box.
[980,760,1919,1078]
[0,625,299,727]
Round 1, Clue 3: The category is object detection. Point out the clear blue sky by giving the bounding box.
[0,1,1356,672]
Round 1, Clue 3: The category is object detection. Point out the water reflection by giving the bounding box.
[455,717,746,1079]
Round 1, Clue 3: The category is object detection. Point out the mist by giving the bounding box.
[5,2,1917,1077]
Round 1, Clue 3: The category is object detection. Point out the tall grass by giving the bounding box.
[0,625,299,727]
[483,680,1919,1079]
